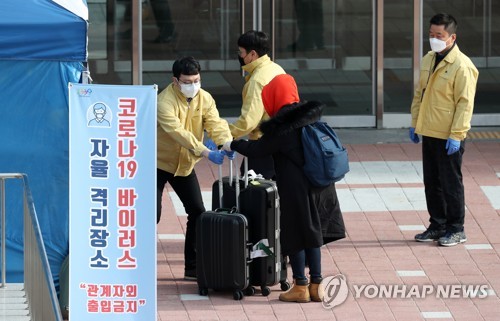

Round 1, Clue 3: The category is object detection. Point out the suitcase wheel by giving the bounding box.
[233,290,244,300]
[260,286,271,296]
[198,287,208,296]
[244,286,256,297]
[280,281,291,291]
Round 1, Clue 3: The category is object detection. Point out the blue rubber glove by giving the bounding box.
[207,150,224,165]
[204,138,217,151]
[409,127,420,144]
[445,138,460,155]
[222,150,235,160]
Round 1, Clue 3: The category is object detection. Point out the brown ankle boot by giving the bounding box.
[279,279,311,303]
[309,277,324,302]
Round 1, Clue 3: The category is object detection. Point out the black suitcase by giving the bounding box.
[239,176,290,296]
[197,159,251,300]
[212,156,290,296]
[196,209,251,300]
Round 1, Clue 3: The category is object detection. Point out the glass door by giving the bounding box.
[275,0,374,127]
[141,0,250,117]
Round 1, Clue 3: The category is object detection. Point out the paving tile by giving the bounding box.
[421,311,453,319]
[397,270,426,277]
[158,234,185,240]
[399,224,426,231]
[480,186,500,209]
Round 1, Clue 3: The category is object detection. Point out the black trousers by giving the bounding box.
[157,168,205,271]
[422,136,465,233]
[150,0,174,38]
[294,0,324,48]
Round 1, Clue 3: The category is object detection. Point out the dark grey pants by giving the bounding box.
[422,136,465,233]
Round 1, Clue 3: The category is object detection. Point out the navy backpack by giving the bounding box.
[301,121,349,187]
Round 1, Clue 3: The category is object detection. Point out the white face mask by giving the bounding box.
[429,37,448,53]
[179,82,201,99]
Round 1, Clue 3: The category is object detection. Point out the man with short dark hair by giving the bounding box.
[157,56,232,279]
[409,13,479,246]
[230,30,286,179]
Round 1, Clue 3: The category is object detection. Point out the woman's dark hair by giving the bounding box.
[172,56,201,79]
[237,30,270,57]
[430,13,458,34]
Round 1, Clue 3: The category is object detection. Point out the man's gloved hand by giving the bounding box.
[207,150,225,165]
[204,138,217,151]
[222,150,235,160]
[445,138,460,155]
[409,127,420,144]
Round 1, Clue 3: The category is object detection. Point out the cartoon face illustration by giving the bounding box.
[93,103,106,119]
[88,102,111,127]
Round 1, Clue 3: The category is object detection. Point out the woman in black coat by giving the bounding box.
[222,74,345,303]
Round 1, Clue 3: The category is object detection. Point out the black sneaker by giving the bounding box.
[438,231,467,247]
[414,229,446,242]
[184,268,197,281]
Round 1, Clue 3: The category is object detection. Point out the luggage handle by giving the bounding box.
[218,153,240,211]
[243,156,248,189]
[214,207,238,214]
[229,155,249,189]
[246,242,253,264]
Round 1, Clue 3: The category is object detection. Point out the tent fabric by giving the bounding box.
[0,0,87,61]
[0,0,87,291]
[0,60,84,288]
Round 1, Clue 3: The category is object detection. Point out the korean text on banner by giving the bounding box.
[68,83,158,321]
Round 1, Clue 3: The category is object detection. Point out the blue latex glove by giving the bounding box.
[222,150,235,160]
[204,138,217,151]
[207,150,224,165]
[445,138,460,155]
[409,127,420,144]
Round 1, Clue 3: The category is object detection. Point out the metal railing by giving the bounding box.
[0,173,63,321]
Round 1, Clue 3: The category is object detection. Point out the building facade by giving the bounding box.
[87,0,500,128]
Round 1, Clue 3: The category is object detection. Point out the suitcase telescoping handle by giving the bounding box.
[243,155,249,189]
[218,153,240,210]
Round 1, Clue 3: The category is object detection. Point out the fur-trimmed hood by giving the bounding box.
[259,100,324,136]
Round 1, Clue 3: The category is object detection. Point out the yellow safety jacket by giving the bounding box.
[157,83,232,176]
[411,45,478,141]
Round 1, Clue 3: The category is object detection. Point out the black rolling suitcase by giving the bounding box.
[238,166,290,296]
[212,156,290,295]
[196,159,251,300]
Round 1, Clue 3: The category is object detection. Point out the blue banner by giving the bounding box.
[69,83,157,320]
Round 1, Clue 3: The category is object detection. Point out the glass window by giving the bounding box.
[86,0,499,124]
[383,0,414,114]
[276,0,374,116]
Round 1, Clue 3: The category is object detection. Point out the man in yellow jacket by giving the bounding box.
[410,13,478,247]
[157,56,233,280]
[230,30,286,178]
